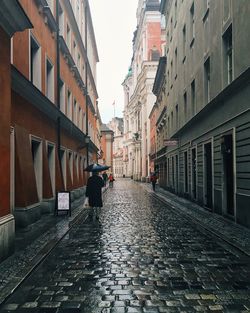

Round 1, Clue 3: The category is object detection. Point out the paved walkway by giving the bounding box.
[0,179,250,313]
[145,183,250,256]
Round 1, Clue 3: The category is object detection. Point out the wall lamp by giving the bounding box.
[77,135,90,151]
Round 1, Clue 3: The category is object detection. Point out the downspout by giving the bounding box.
[56,0,62,182]
[85,3,89,166]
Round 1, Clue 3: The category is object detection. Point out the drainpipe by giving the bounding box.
[85,3,89,166]
[56,0,62,181]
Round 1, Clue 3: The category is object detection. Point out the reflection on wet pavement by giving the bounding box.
[2,180,250,312]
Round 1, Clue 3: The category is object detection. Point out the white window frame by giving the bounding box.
[47,142,55,195]
[59,3,64,36]
[60,147,67,188]
[30,32,42,90]
[59,79,65,114]
[45,56,55,102]
[68,151,73,182]
[30,136,43,201]
[67,89,72,120]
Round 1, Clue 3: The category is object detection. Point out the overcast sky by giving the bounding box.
[89,0,138,124]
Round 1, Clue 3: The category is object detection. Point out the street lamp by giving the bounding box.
[77,135,90,151]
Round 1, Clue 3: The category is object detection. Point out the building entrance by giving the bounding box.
[191,148,197,199]
[204,142,213,210]
[222,134,235,216]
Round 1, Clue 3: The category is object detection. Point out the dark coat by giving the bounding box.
[86,174,104,207]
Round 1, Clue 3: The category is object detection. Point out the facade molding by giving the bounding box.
[0,0,33,37]
[172,66,250,139]
[11,66,98,151]
[62,0,98,99]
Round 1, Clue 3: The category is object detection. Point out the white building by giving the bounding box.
[107,117,124,178]
[122,0,164,181]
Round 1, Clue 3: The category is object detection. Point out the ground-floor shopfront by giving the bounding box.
[156,68,250,228]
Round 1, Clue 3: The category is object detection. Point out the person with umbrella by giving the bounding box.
[150,172,158,191]
[85,163,109,221]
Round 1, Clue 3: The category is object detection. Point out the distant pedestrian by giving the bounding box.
[108,173,115,187]
[102,171,108,186]
[150,172,158,191]
[86,172,104,221]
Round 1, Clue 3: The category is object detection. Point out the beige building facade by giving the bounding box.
[160,0,250,228]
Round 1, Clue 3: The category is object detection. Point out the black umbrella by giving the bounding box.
[84,163,110,172]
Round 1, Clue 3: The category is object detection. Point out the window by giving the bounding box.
[30,34,41,89]
[76,0,80,25]
[59,149,66,187]
[151,46,160,61]
[69,151,73,181]
[73,41,76,62]
[59,79,65,113]
[183,92,187,121]
[190,2,195,44]
[170,60,173,85]
[171,111,173,131]
[59,4,64,36]
[67,90,72,120]
[75,154,79,179]
[83,112,86,133]
[66,24,71,50]
[77,53,81,69]
[203,0,210,15]
[47,144,55,195]
[191,79,196,115]
[174,0,177,26]
[170,17,173,41]
[175,104,179,130]
[204,57,210,104]
[223,25,233,85]
[184,151,188,193]
[78,107,82,129]
[31,139,42,200]
[174,48,178,79]
[73,99,77,124]
[203,13,210,52]
[182,25,186,61]
[46,58,54,102]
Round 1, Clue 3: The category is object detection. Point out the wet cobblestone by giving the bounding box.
[1,180,250,312]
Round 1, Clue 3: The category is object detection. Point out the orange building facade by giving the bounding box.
[0,0,100,261]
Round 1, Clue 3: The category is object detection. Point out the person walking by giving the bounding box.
[102,171,108,186]
[108,173,115,187]
[150,172,158,191]
[85,172,104,221]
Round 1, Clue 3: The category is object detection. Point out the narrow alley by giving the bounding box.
[1,180,250,313]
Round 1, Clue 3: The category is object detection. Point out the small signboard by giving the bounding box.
[56,191,71,216]
[164,139,178,146]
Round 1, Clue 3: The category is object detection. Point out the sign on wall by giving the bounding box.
[56,191,71,216]
[163,139,178,146]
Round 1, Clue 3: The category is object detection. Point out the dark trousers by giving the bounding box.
[152,182,156,191]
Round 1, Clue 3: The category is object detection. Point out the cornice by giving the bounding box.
[0,0,33,37]
[11,66,96,147]
[172,66,250,138]
[62,0,98,99]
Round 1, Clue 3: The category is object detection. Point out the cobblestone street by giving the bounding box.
[2,180,250,313]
